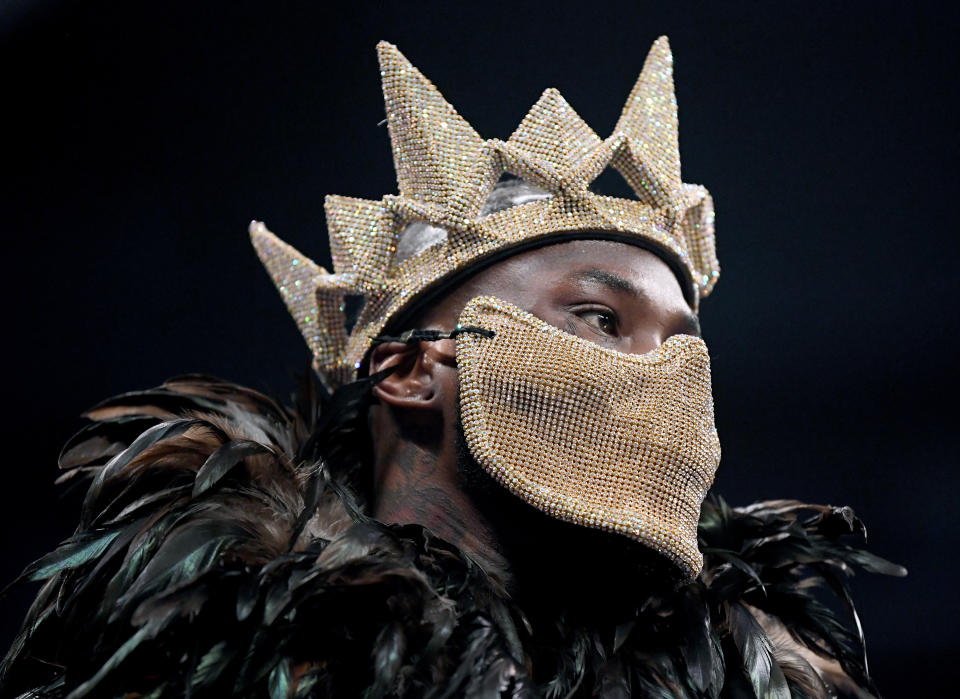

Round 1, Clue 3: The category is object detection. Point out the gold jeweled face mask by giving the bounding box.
[456,296,721,579]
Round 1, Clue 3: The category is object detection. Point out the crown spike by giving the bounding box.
[676,184,719,296]
[250,221,349,369]
[324,195,394,290]
[377,41,484,208]
[507,88,602,178]
[612,36,682,205]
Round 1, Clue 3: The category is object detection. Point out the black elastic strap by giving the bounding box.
[370,325,494,346]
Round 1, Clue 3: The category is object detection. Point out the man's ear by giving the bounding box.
[369,341,442,411]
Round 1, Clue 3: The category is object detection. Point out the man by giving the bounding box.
[2,39,903,698]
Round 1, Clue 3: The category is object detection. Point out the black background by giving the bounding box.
[3,1,958,694]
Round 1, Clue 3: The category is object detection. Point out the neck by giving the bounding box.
[372,434,511,583]
[370,430,669,610]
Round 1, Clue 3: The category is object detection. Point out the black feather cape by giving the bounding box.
[1,375,905,698]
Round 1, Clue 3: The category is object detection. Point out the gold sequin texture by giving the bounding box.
[457,296,721,579]
[250,37,719,389]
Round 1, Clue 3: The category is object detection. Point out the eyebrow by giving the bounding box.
[577,268,638,294]
[575,268,702,338]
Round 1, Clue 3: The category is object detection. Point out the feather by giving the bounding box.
[292,667,321,698]
[108,485,191,523]
[487,596,525,668]
[69,515,152,600]
[192,439,271,496]
[235,574,261,622]
[437,616,496,699]
[701,547,766,595]
[612,620,634,653]
[81,418,204,526]
[17,530,120,583]
[843,548,907,577]
[465,653,525,699]
[594,658,631,699]
[58,435,128,471]
[287,461,328,549]
[116,518,247,609]
[83,383,223,420]
[58,414,162,466]
[191,640,238,689]
[727,601,790,699]
[269,658,293,699]
[755,611,830,699]
[677,589,716,695]
[367,622,406,698]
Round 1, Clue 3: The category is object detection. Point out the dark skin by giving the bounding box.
[368,239,700,591]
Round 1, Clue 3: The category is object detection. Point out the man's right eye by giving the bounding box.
[575,308,619,337]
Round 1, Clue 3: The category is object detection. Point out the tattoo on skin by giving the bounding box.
[376,442,468,547]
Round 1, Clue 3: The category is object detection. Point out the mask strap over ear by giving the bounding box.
[370,325,494,346]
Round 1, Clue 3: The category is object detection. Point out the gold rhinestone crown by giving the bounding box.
[250,37,718,389]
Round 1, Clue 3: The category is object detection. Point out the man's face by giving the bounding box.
[373,237,703,591]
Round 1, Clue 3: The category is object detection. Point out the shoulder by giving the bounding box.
[693,498,907,698]
[3,376,512,698]
[1,376,337,695]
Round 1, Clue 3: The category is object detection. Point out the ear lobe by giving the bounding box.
[370,341,440,410]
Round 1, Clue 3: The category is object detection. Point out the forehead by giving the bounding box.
[473,239,690,307]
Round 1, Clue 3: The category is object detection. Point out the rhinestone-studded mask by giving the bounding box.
[250,37,718,390]
[457,296,720,578]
